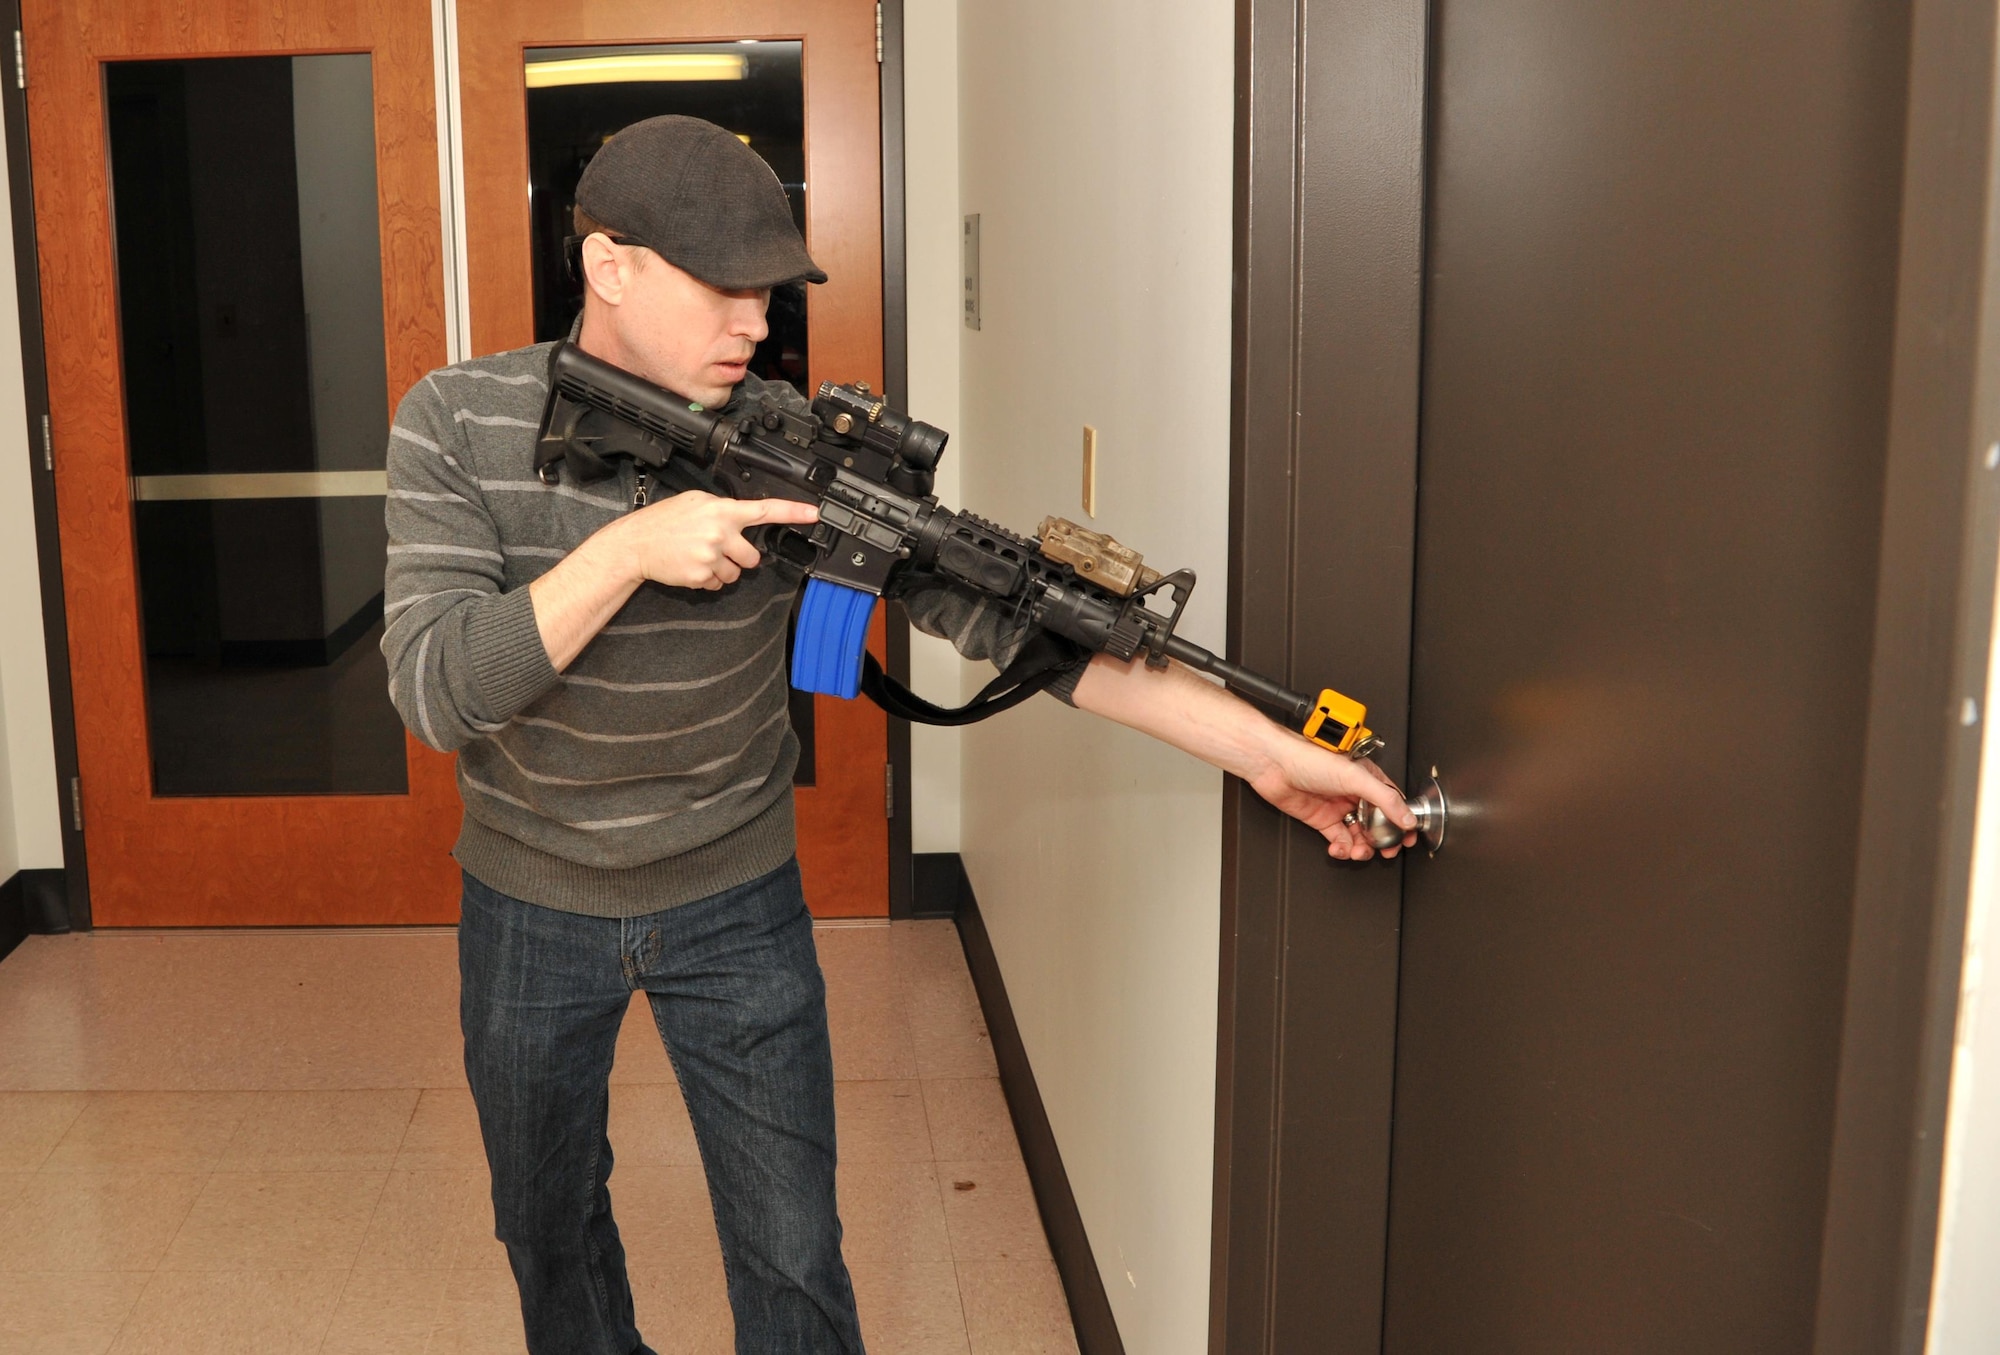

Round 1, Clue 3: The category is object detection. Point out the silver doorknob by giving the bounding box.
[1362,769,1449,855]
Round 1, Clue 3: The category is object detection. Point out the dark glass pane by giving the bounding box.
[524,41,810,395]
[107,54,406,797]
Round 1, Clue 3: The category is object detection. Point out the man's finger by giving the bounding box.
[729,496,820,527]
[1355,778,1417,830]
[721,534,763,570]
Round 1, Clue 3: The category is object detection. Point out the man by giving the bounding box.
[383,115,1413,1355]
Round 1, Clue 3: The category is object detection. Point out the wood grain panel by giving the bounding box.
[25,0,459,926]
[457,0,888,916]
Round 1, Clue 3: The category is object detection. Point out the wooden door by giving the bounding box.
[1384,0,1911,1349]
[456,0,889,917]
[25,0,459,926]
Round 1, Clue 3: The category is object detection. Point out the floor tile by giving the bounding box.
[902,937,984,1015]
[394,1086,487,1170]
[608,1080,702,1166]
[956,1258,1080,1355]
[939,1158,1051,1263]
[0,932,462,1093]
[909,980,998,1080]
[43,1092,255,1171]
[0,923,1079,1350]
[889,919,968,980]
[923,1079,1021,1163]
[158,1170,386,1270]
[355,1169,492,1271]
[611,998,676,1085]
[629,1257,735,1354]
[814,924,902,996]
[836,1160,952,1266]
[219,1088,419,1171]
[428,1266,529,1355]
[850,1259,971,1355]
[835,1080,933,1164]
[828,980,920,1082]
[0,1270,150,1354]
[0,1172,205,1271]
[108,1269,347,1355]
[319,1268,448,1355]
[598,1164,725,1268]
[0,1091,88,1169]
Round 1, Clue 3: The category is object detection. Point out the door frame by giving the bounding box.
[879,0,916,921]
[1210,0,1426,1349]
[0,0,88,931]
[1211,2,2000,1353]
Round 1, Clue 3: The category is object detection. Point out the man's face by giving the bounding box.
[577,235,772,407]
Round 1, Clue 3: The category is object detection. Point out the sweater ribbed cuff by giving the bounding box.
[466,587,562,722]
[1045,658,1086,706]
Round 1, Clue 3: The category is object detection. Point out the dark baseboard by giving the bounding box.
[0,871,25,963]
[912,851,969,919]
[1,868,70,960]
[956,882,1126,1355]
[23,868,68,932]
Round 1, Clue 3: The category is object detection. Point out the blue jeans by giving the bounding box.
[458,860,865,1355]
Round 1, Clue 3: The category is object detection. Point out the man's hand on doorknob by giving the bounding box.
[1245,733,1418,860]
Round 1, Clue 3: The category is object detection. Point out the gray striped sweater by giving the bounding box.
[382,339,1065,917]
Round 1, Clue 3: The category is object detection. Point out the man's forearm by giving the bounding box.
[1069,652,1283,783]
[1070,649,1414,858]
[528,523,642,672]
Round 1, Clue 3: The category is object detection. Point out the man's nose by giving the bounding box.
[736,302,771,344]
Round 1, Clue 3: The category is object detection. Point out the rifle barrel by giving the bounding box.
[1161,637,1316,730]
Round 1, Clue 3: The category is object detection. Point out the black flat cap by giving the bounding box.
[576,115,826,290]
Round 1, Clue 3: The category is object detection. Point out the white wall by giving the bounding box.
[948,0,1235,1347]
[902,0,971,854]
[0,111,61,879]
[1927,543,2000,1352]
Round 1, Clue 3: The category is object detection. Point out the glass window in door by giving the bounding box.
[107,54,403,796]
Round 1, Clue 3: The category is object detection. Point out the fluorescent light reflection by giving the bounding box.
[525,53,747,88]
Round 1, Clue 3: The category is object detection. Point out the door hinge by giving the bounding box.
[69,776,82,832]
[885,763,894,818]
[875,3,883,63]
[13,31,23,91]
[40,413,50,471]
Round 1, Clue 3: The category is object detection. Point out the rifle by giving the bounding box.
[533,341,1385,759]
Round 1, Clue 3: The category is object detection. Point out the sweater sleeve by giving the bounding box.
[380,377,563,751]
[897,576,1086,706]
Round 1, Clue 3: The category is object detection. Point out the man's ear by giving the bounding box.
[578,233,628,308]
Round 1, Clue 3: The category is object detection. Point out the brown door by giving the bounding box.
[26,0,459,926]
[455,0,889,917]
[1384,0,1911,1349]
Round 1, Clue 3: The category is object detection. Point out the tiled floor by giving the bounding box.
[0,920,1079,1354]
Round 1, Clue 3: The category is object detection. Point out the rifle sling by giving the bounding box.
[858,631,1087,727]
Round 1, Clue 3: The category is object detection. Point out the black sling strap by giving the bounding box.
[858,630,1087,727]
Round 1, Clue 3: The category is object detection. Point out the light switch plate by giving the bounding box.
[1082,424,1098,517]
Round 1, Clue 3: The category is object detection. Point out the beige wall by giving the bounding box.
[1927,543,2000,1353]
[941,0,1235,1346]
[0,121,60,880]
